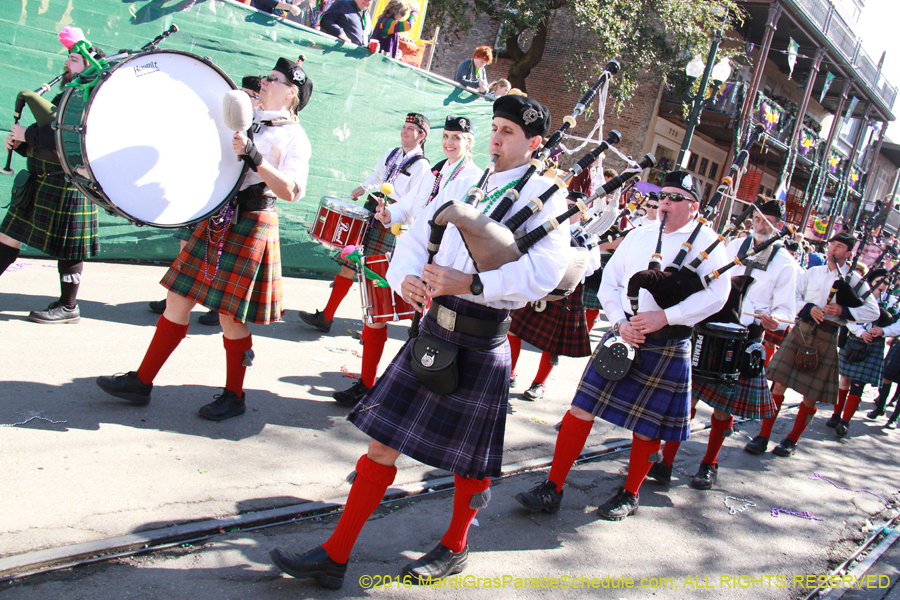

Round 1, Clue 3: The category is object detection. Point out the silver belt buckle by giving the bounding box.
[436,305,457,331]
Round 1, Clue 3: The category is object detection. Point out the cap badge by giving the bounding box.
[682,173,693,189]
[522,107,539,125]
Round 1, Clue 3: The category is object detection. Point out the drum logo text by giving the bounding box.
[691,335,703,367]
[332,219,351,243]
[134,62,160,77]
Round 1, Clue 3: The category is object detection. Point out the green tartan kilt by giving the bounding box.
[0,157,99,260]
[161,209,282,325]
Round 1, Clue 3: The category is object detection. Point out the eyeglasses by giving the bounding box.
[647,204,659,209]
[264,74,291,86]
[658,192,693,203]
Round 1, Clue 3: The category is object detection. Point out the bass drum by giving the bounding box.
[55,50,246,228]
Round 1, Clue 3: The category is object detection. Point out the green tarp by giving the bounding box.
[0,0,493,276]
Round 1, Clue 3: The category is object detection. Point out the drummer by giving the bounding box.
[0,30,104,323]
[330,115,481,407]
[96,57,313,421]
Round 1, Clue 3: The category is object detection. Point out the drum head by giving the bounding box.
[322,196,373,218]
[80,51,244,227]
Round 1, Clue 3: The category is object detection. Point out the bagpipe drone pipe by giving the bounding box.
[822,200,884,311]
[1,75,64,174]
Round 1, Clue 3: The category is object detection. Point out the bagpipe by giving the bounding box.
[824,201,883,310]
[1,74,65,174]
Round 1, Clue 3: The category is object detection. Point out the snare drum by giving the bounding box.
[691,322,749,384]
[55,50,246,227]
[359,253,415,323]
[309,197,372,249]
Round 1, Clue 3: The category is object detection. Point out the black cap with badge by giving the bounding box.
[406,113,431,135]
[829,231,857,251]
[444,116,472,133]
[273,56,314,112]
[758,198,786,221]
[241,76,262,93]
[661,170,701,202]
[492,95,551,138]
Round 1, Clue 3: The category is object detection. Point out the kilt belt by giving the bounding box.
[428,302,511,338]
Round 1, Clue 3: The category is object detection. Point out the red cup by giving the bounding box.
[368,40,379,53]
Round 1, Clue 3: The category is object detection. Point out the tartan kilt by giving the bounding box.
[333,220,396,272]
[584,285,602,311]
[572,333,692,442]
[766,320,840,404]
[883,342,900,383]
[839,336,886,385]
[764,326,789,348]
[161,209,281,325]
[693,369,777,420]
[349,295,511,480]
[0,157,98,260]
[509,284,590,357]
[172,226,194,242]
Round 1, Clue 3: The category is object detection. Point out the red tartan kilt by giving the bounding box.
[509,284,591,357]
[764,326,790,348]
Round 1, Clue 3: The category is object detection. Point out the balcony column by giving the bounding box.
[825,102,871,239]
[860,121,888,207]
[776,49,824,194]
[738,3,783,135]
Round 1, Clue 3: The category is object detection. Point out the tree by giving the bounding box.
[426,0,741,105]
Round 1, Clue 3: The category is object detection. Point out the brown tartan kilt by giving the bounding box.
[161,209,282,325]
[766,320,840,404]
[509,284,591,357]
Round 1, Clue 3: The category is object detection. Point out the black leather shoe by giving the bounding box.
[867,409,885,420]
[690,462,718,490]
[646,461,672,485]
[198,309,220,326]
[825,415,840,428]
[744,435,768,455]
[597,487,639,521]
[887,420,898,430]
[523,383,544,401]
[298,310,333,333]
[28,302,80,324]
[148,299,166,314]
[515,480,563,513]
[332,379,370,407]
[835,420,850,438]
[270,546,347,590]
[772,437,798,457]
[198,389,246,421]
[509,373,517,388]
[401,543,468,584]
[96,372,152,405]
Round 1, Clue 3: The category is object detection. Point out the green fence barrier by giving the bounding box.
[0,0,493,276]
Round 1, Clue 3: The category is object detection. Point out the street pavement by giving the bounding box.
[2,258,900,599]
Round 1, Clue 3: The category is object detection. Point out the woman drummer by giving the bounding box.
[330,115,482,407]
[96,57,313,421]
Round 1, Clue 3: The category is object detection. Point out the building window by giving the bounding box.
[698,158,709,178]
[708,162,718,180]
[687,153,698,173]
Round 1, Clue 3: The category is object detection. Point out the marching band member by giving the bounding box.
[297,112,431,335]
[745,232,879,457]
[0,34,104,323]
[652,200,797,489]
[95,57,313,421]
[330,115,481,407]
[270,95,568,588]
[515,171,729,520]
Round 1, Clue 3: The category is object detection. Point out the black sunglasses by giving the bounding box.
[658,192,694,203]
[647,204,659,209]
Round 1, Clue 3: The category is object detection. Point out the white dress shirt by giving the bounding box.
[242,110,311,201]
[387,163,570,309]
[796,262,880,325]
[724,237,798,330]
[599,219,731,327]
[361,146,431,201]
[386,157,482,228]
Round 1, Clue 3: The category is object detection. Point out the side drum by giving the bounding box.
[309,196,371,250]
[359,253,415,324]
[55,50,246,227]
[691,322,749,384]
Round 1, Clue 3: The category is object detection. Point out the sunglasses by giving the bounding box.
[647,204,659,209]
[264,74,300,86]
[658,192,694,203]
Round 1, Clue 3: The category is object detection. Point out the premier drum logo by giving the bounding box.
[133,61,160,77]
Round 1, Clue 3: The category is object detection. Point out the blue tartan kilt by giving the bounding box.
[839,336,886,385]
[883,342,900,383]
[693,369,777,420]
[348,295,511,480]
[572,334,692,442]
[333,220,396,272]
[583,285,602,311]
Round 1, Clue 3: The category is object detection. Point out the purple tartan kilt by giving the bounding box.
[348,296,511,480]
[572,334,692,442]
[883,342,900,383]
[334,220,396,272]
[693,369,777,420]
[509,285,590,357]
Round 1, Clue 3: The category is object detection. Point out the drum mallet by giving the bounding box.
[222,90,254,163]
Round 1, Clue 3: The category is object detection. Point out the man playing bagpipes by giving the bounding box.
[0,29,105,323]
[514,171,730,521]
[745,232,880,457]
[269,95,569,588]
[651,200,798,490]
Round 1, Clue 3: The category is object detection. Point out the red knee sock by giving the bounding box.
[841,394,862,422]
[585,309,600,333]
[136,315,189,385]
[624,436,661,496]
[323,275,353,322]
[661,441,680,467]
[764,344,776,366]
[532,352,554,386]
[360,325,388,388]
[441,475,490,553]
[224,334,252,396]
[508,334,522,377]
[787,403,818,443]
[833,388,849,419]
[702,415,734,467]
[759,393,785,439]
[322,455,397,564]
[548,411,594,492]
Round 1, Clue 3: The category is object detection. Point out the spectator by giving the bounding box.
[454,46,492,93]
[371,0,418,59]
[251,0,302,16]
[320,0,374,46]
[485,78,510,99]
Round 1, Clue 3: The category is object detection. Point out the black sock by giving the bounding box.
[875,384,892,412]
[58,260,83,310]
[0,243,20,276]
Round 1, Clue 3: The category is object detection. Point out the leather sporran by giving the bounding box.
[794,323,820,372]
[843,335,870,363]
[410,333,459,395]
[9,170,35,209]
[593,332,636,381]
